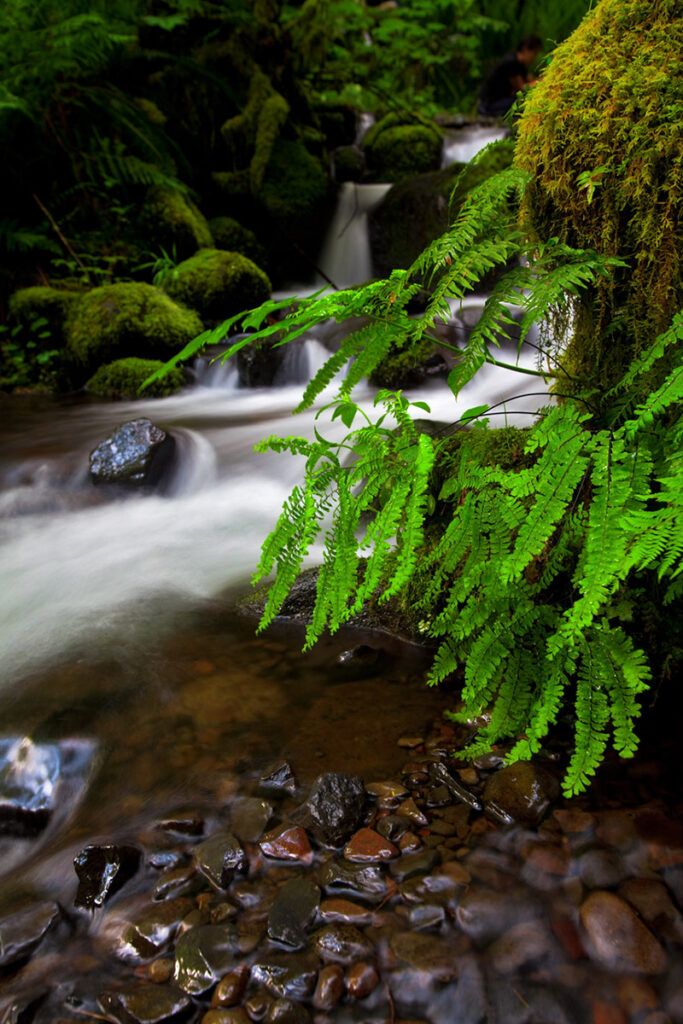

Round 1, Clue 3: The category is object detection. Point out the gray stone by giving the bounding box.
[173,924,239,995]
[318,860,386,902]
[259,761,297,796]
[389,848,441,882]
[230,797,272,844]
[268,878,321,948]
[89,419,175,488]
[99,983,190,1024]
[251,951,320,1000]
[195,832,247,890]
[312,923,374,965]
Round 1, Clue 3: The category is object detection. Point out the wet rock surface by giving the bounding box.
[89,418,176,489]
[2,705,683,1024]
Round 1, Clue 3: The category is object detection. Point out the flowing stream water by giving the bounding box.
[0,127,680,1024]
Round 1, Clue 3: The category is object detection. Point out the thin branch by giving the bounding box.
[32,193,86,270]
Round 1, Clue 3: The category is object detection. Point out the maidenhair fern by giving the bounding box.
[148,146,682,795]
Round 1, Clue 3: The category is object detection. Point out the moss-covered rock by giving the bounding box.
[514,0,683,393]
[362,113,443,183]
[85,357,185,399]
[369,142,513,277]
[165,248,271,323]
[369,336,450,389]
[208,217,268,269]
[260,138,328,222]
[141,187,214,260]
[66,283,203,368]
[8,286,82,346]
[333,145,365,183]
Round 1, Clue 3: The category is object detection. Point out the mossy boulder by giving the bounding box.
[66,283,203,369]
[85,357,185,399]
[514,0,683,392]
[8,286,82,347]
[141,187,214,260]
[260,138,328,223]
[164,248,271,323]
[369,143,513,277]
[362,114,443,183]
[333,145,365,183]
[369,336,451,389]
[208,217,268,270]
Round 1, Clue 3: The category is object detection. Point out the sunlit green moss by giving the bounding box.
[164,248,271,322]
[142,187,214,260]
[86,357,185,398]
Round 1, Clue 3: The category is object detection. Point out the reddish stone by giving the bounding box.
[551,916,586,960]
[344,828,398,862]
[192,660,215,676]
[259,826,312,864]
[617,976,659,1015]
[525,841,570,876]
[554,808,596,834]
[313,964,344,1011]
[433,861,471,886]
[592,1001,628,1024]
[580,891,668,974]
[397,736,424,749]
[398,832,422,853]
[635,811,683,869]
[346,962,379,999]
[595,811,637,851]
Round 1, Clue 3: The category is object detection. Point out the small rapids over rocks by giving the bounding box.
[0,124,681,1024]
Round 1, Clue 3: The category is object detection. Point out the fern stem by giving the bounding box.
[484,354,558,379]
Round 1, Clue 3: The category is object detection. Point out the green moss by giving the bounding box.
[369,336,445,388]
[142,187,214,260]
[361,113,443,183]
[260,138,328,221]
[333,145,365,183]
[165,248,271,322]
[8,286,81,346]
[514,0,683,393]
[208,217,268,269]
[66,283,203,368]
[85,357,184,399]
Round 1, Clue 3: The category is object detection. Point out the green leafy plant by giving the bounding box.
[0,315,60,387]
[133,245,181,289]
[145,153,683,794]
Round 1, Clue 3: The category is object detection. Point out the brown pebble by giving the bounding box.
[318,899,375,925]
[344,828,399,862]
[245,994,273,1021]
[259,826,313,864]
[457,768,479,786]
[617,976,659,1015]
[211,965,249,1008]
[147,958,173,983]
[580,890,668,974]
[398,736,424,749]
[642,1014,672,1024]
[192,660,216,675]
[591,1001,628,1024]
[399,832,422,853]
[525,841,570,876]
[396,798,428,826]
[313,964,345,1010]
[202,1010,250,1024]
[346,962,379,999]
[553,808,596,834]
[366,781,409,807]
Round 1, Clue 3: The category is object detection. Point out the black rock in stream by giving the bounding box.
[291,772,366,848]
[89,418,176,489]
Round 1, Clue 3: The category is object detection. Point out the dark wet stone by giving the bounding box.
[236,341,286,389]
[483,761,560,827]
[580,890,668,974]
[195,832,247,890]
[259,762,297,796]
[268,878,320,948]
[318,899,374,926]
[245,993,274,1022]
[0,738,59,837]
[89,419,176,489]
[264,999,311,1024]
[389,848,441,882]
[313,964,344,1010]
[0,987,48,1023]
[376,814,411,842]
[312,923,374,965]
[292,772,366,848]
[203,1010,250,1024]
[99,983,190,1024]
[578,846,629,889]
[390,932,458,980]
[399,870,464,908]
[74,844,141,909]
[173,924,239,995]
[318,860,386,902]
[0,901,60,967]
[210,965,250,1008]
[230,798,272,844]
[117,898,194,960]
[259,826,312,865]
[251,951,320,1000]
[153,861,199,900]
[425,785,451,808]
[332,645,388,681]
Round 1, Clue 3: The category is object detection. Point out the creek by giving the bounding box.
[0,125,680,1024]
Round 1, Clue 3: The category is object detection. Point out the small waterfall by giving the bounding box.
[316,182,392,289]
[441,123,509,167]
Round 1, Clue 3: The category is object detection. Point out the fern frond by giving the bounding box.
[563,637,610,796]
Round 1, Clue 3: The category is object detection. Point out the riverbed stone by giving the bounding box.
[100,983,191,1024]
[618,877,683,939]
[267,878,320,948]
[318,860,387,902]
[0,737,60,837]
[0,901,60,966]
[259,826,313,864]
[482,761,560,826]
[259,762,297,796]
[117,897,194,960]
[318,899,375,926]
[251,951,320,1000]
[211,965,250,1008]
[265,999,312,1024]
[292,772,366,848]
[579,847,629,889]
[346,961,379,999]
[487,918,554,973]
[89,419,176,489]
[195,832,247,890]
[173,924,239,995]
[376,814,411,841]
[74,844,141,909]
[389,848,441,882]
[456,886,540,944]
[313,923,374,965]
[344,827,399,862]
[202,1010,250,1024]
[579,890,668,973]
[230,798,272,844]
[313,964,345,1010]
[390,932,458,980]
[395,798,428,826]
